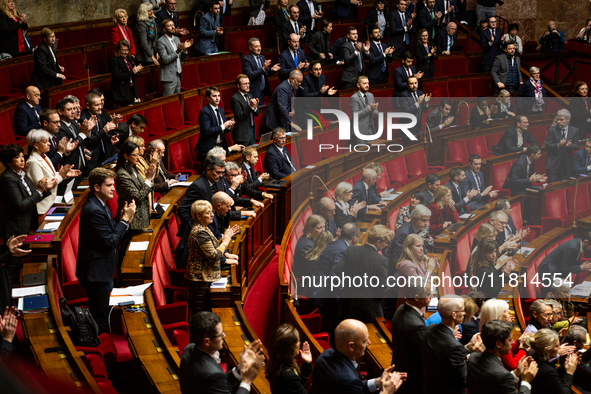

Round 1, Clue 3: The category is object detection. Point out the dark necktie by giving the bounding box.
[378,43,386,72]
[587,155,591,167]
[250,166,256,182]
[562,128,567,140]
[71,124,86,167]
[367,186,371,203]
[364,94,369,105]
[282,148,297,172]
[211,181,218,194]
[473,172,480,190]
[256,56,265,90]
[96,118,105,153]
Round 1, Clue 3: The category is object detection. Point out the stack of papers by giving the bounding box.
[129,241,150,251]
[173,182,192,187]
[570,282,591,297]
[210,277,228,288]
[109,283,152,306]
[44,222,61,231]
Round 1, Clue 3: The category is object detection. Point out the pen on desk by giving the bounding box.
[33,235,41,241]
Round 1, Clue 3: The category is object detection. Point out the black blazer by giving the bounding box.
[491,126,540,156]
[367,41,393,81]
[388,10,415,48]
[12,102,41,137]
[311,349,370,394]
[415,42,438,78]
[365,8,390,37]
[421,323,468,394]
[544,124,579,176]
[55,121,88,171]
[296,0,320,43]
[307,31,330,65]
[467,351,531,394]
[195,105,230,162]
[76,193,128,283]
[341,40,371,85]
[0,11,28,57]
[334,203,356,229]
[393,64,418,96]
[263,143,297,180]
[176,175,223,238]
[391,303,427,394]
[436,28,458,53]
[155,8,180,35]
[281,19,303,49]
[107,55,141,103]
[537,238,586,279]
[301,73,326,97]
[418,7,440,40]
[397,89,428,135]
[270,362,312,394]
[530,358,573,394]
[273,7,290,48]
[480,28,504,66]
[29,41,63,90]
[502,155,535,196]
[80,108,116,164]
[351,178,381,220]
[241,52,275,102]
[0,168,48,242]
[240,162,265,191]
[230,91,259,146]
[568,95,591,138]
[153,161,176,194]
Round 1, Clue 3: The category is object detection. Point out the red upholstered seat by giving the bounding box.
[167,213,182,253]
[491,161,514,197]
[541,189,571,231]
[423,81,449,97]
[169,139,196,174]
[528,126,546,146]
[387,199,407,231]
[61,30,86,47]
[404,149,444,178]
[299,135,323,166]
[445,140,468,167]
[144,105,168,136]
[524,255,544,298]
[385,157,414,186]
[187,134,199,165]
[226,31,253,53]
[439,57,468,77]
[448,80,472,97]
[318,129,339,159]
[7,64,32,91]
[466,135,490,158]
[219,57,242,82]
[83,27,108,45]
[172,329,190,355]
[63,52,87,80]
[455,235,471,277]
[184,94,202,126]
[86,48,108,75]
[0,110,17,145]
[485,132,503,152]
[181,63,201,90]
[84,354,108,379]
[470,78,494,96]
[219,86,238,115]
[567,184,591,218]
[198,60,223,86]
[162,100,188,130]
[440,257,455,295]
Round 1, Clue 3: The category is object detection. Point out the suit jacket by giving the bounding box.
[155,8,180,35]
[157,34,187,82]
[107,55,141,103]
[278,48,307,82]
[249,0,269,17]
[271,363,312,394]
[422,323,468,394]
[76,193,128,283]
[311,349,370,394]
[154,161,176,194]
[240,162,266,199]
[436,29,458,53]
[398,89,429,135]
[502,155,535,195]
[55,121,89,171]
[491,54,522,86]
[545,125,579,176]
[230,91,259,146]
[530,358,573,394]
[114,121,133,152]
[467,351,530,394]
[241,52,275,102]
[296,0,320,43]
[302,73,327,97]
[29,41,63,90]
[384,221,420,274]
[422,188,434,205]
[492,127,539,156]
[329,36,347,62]
[292,235,314,281]
[195,105,230,160]
[480,28,504,66]
[135,20,159,64]
[307,31,331,65]
[538,238,585,278]
[13,102,41,137]
[391,303,427,394]
[351,178,381,220]
[177,175,223,238]
[0,11,28,57]
[335,244,388,322]
[261,79,298,131]
[389,10,415,48]
[393,64,418,96]
[515,79,545,114]
[445,180,469,214]
[110,25,136,55]
[418,7,440,40]
[415,42,437,77]
[179,344,249,394]
[0,168,48,241]
[46,135,64,169]
[426,106,454,130]
[208,211,229,239]
[434,0,458,23]
[273,7,290,48]
[80,108,116,167]
[367,41,392,82]
[115,167,153,230]
[462,169,487,209]
[281,19,303,49]
[574,148,591,174]
[263,143,297,180]
[341,40,371,85]
[332,0,358,19]
[25,150,64,215]
[365,9,390,37]
[197,12,220,54]
[568,96,591,137]
[350,91,378,139]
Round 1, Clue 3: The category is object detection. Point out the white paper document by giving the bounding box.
[128,241,150,251]
[44,222,61,230]
[45,216,64,221]
[570,282,591,297]
[173,182,192,187]
[12,285,47,298]
[109,283,153,306]
[210,277,228,288]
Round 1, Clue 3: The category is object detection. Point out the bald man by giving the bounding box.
[13,86,42,136]
[351,168,386,221]
[317,197,338,237]
[311,319,406,394]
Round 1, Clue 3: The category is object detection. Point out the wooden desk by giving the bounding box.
[365,323,393,374]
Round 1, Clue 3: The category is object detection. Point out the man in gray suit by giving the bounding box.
[467,320,538,394]
[349,75,379,147]
[230,74,259,146]
[197,2,223,55]
[157,19,193,96]
[491,42,522,94]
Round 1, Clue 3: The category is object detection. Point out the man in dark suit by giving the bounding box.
[221,161,261,212]
[491,42,522,94]
[209,192,241,239]
[317,197,338,237]
[297,0,322,43]
[114,113,147,152]
[445,167,478,215]
[434,0,458,27]
[491,116,540,156]
[367,27,394,86]
[437,22,458,54]
[40,108,77,168]
[545,109,580,183]
[29,29,66,90]
[397,75,429,138]
[392,52,423,97]
[196,2,223,55]
[537,231,591,296]
[391,279,432,394]
[422,295,485,394]
[302,60,337,97]
[278,33,309,82]
[329,35,348,63]
[341,26,371,89]
[13,86,41,137]
[281,5,307,49]
[467,320,537,394]
[308,20,334,66]
[230,75,259,147]
[195,86,237,167]
[335,225,393,323]
[426,98,455,131]
[241,38,280,104]
[421,173,441,205]
[155,0,189,35]
[81,90,121,160]
[261,70,304,134]
[389,0,415,58]
[179,312,264,394]
[563,325,591,392]
[312,319,405,394]
[463,154,498,210]
[419,0,442,42]
[574,140,591,175]
[240,147,273,199]
[76,168,135,334]
[480,16,504,72]
[79,92,119,170]
[147,139,178,195]
[263,127,298,180]
[503,144,546,196]
[351,168,384,221]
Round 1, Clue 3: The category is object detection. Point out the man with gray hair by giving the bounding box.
[421,295,485,394]
[222,161,261,213]
[487,210,520,254]
[351,168,385,221]
[206,146,227,161]
[563,324,591,392]
[147,139,178,194]
[385,204,432,275]
[241,37,280,104]
[317,197,338,237]
[545,109,579,183]
[261,69,304,134]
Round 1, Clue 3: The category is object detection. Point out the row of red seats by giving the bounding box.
[540,181,591,232]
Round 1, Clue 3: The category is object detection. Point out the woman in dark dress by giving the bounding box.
[292,214,325,282]
[107,40,144,108]
[273,0,290,48]
[515,66,545,115]
[0,0,28,58]
[469,96,492,130]
[267,324,313,394]
[472,239,507,298]
[568,81,591,140]
[415,28,437,79]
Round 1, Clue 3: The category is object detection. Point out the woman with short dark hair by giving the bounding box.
[107,40,144,108]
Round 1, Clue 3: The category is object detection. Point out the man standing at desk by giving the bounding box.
[545,109,579,183]
[77,168,136,335]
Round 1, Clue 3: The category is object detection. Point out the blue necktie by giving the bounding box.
[402,13,409,45]
[357,47,362,73]
[378,43,386,72]
[294,51,298,68]
[256,56,265,90]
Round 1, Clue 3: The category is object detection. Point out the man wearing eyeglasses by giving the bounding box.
[263,127,299,180]
[155,0,189,36]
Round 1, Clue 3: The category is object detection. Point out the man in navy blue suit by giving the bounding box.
[77,168,135,334]
[302,61,337,97]
[278,33,309,82]
[434,0,458,27]
[444,167,478,215]
[436,22,458,55]
[389,0,415,58]
[311,319,406,394]
[480,16,503,72]
[463,154,499,210]
[281,5,307,49]
[13,86,42,137]
[263,127,298,180]
[502,144,547,196]
[392,52,423,98]
[209,192,240,240]
[351,168,385,221]
[574,140,591,175]
[297,0,323,43]
[196,2,223,55]
[367,27,394,86]
[195,86,244,167]
[241,38,280,104]
[397,75,429,137]
[419,0,442,42]
[261,70,304,134]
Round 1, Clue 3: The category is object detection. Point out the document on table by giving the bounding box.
[109,283,153,306]
[12,285,47,298]
[128,241,150,251]
[44,222,61,230]
[173,182,192,187]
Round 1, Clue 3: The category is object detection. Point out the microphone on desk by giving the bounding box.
[311,175,336,202]
[291,271,299,307]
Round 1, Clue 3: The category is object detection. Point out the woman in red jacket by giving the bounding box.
[111,8,136,57]
[428,185,458,235]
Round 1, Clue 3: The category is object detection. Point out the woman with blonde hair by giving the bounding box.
[459,295,479,345]
[491,89,515,118]
[292,214,325,281]
[334,181,365,228]
[111,8,136,56]
[0,0,28,58]
[266,324,312,393]
[396,233,438,279]
[428,185,458,235]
